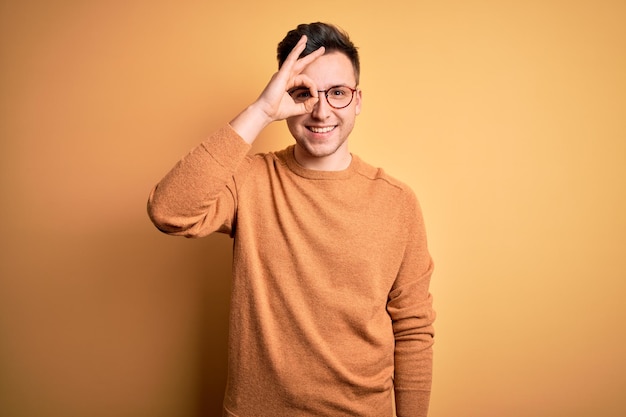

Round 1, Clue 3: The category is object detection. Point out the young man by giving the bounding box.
[148,22,435,417]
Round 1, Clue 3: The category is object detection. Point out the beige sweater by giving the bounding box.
[148,125,435,417]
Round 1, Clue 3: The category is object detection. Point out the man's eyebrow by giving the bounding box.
[320,84,353,90]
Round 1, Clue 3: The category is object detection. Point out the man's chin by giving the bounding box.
[297,141,339,159]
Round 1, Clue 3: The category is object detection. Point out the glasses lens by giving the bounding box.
[326,87,353,107]
[289,88,311,103]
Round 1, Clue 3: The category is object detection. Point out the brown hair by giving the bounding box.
[277,22,360,84]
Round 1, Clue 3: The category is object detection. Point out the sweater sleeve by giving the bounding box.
[147,124,251,238]
[387,191,436,417]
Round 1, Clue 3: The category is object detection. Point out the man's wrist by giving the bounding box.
[229,102,274,144]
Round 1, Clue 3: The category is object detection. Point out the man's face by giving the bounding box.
[286,51,362,170]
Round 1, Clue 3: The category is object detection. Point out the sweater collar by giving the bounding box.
[276,145,360,180]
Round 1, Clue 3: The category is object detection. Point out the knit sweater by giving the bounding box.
[147,125,435,417]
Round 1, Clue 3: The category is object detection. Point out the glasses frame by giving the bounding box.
[289,85,359,109]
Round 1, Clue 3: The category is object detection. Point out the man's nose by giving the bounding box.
[311,93,331,119]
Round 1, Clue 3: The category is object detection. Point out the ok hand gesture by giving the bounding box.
[230,35,325,143]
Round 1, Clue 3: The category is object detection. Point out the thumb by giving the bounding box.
[302,96,319,113]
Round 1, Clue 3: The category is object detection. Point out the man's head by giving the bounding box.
[277,22,360,85]
[277,23,362,171]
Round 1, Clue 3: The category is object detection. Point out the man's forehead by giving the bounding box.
[301,52,357,86]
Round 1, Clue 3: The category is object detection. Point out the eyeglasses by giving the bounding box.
[288,85,358,109]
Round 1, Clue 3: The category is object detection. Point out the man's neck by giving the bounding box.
[293,144,352,171]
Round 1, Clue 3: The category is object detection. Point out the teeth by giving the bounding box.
[309,126,334,133]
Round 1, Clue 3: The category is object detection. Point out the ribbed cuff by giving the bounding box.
[394,389,431,417]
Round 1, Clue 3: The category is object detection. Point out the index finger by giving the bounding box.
[281,35,309,69]
[282,35,326,73]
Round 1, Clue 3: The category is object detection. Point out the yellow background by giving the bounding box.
[1,1,625,416]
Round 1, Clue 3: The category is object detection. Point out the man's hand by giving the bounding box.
[256,35,325,120]
[230,35,325,144]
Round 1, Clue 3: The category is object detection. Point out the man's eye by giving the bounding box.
[292,89,311,99]
[329,88,347,97]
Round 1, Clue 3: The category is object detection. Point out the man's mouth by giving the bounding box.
[307,126,335,134]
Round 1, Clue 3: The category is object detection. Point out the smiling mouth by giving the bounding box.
[308,126,335,133]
